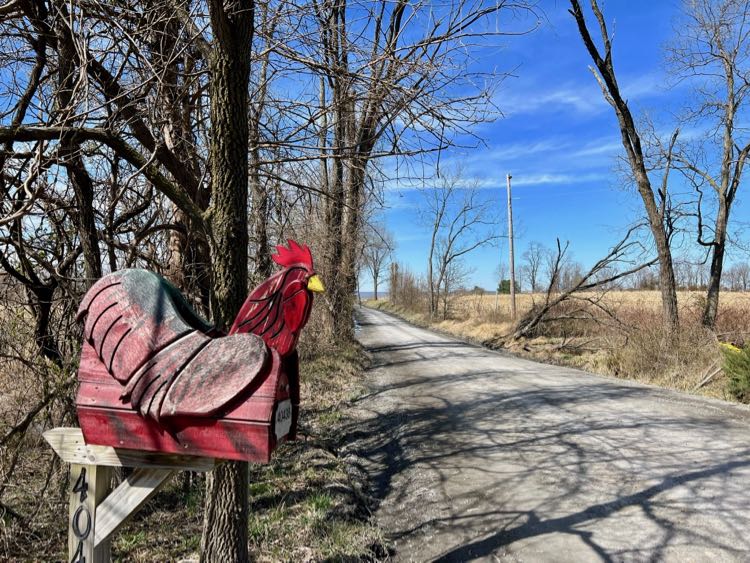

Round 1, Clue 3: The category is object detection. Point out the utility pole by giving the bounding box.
[507,173,516,321]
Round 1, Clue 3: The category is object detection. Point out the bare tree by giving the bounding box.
[570,0,680,333]
[629,265,660,290]
[495,261,508,291]
[303,0,537,337]
[422,170,499,318]
[666,0,750,327]
[361,224,394,300]
[726,262,750,291]
[521,241,547,292]
[674,252,711,290]
[439,258,472,319]
[560,260,585,291]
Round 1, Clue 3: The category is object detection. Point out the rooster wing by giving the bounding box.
[229,266,311,356]
[77,269,271,421]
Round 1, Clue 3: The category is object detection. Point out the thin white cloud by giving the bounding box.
[570,139,623,158]
[380,130,625,193]
[499,84,606,117]
[454,136,622,179]
[497,71,666,118]
[621,72,665,101]
[384,171,609,191]
[477,138,565,161]
[510,172,608,186]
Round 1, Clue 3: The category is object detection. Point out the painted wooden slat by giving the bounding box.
[77,378,280,420]
[77,407,277,463]
[79,342,281,399]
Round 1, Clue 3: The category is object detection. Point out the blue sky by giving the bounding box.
[366,0,750,292]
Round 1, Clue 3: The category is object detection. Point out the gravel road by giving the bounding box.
[346,306,750,562]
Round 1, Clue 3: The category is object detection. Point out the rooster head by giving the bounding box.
[229,240,323,357]
[271,239,325,294]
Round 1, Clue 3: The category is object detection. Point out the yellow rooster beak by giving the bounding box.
[307,275,325,293]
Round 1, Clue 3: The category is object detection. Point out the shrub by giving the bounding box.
[603,313,718,389]
[721,342,750,403]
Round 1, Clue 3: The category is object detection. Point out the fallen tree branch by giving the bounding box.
[693,361,723,391]
[512,226,655,340]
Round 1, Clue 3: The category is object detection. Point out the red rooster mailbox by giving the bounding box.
[75,240,323,463]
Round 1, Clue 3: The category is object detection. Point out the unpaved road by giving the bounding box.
[347,306,750,562]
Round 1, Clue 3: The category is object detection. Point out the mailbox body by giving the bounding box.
[76,343,297,463]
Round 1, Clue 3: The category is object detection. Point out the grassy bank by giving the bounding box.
[366,292,750,402]
[0,341,386,562]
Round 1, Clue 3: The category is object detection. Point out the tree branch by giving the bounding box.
[0,126,207,228]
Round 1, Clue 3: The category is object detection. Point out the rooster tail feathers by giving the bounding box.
[272,239,313,270]
[76,270,127,323]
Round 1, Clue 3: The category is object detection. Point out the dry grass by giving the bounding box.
[449,290,750,330]
[368,290,750,401]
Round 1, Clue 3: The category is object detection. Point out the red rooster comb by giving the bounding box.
[272,239,314,270]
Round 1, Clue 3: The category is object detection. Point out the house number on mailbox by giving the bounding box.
[275,399,292,440]
[70,468,91,563]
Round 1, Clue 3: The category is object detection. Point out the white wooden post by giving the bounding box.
[68,464,112,563]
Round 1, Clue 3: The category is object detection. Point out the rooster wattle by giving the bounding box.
[74,240,322,462]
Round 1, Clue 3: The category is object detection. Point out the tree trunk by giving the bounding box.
[249,140,270,286]
[653,224,680,334]
[249,164,271,283]
[150,1,211,311]
[55,5,102,286]
[167,208,188,289]
[167,207,211,314]
[703,202,729,328]
[321,2,352,341]
[249,14,273,285]
[337,154,366,340]
[200,1,254,562]
[319,76,329,204]
[30,284,63,367]
[64,150,102,284]
[426,190,448,319]
[324,96,346,338]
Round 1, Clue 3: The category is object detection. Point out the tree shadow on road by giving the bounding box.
[342,344,750,561]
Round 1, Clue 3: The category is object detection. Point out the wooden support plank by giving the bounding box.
[69,464,112,563]
[44,428,217,471]
[94,468,175,548]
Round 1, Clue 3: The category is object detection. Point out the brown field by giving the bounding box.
[368,290,750,401]
[452,289,750,317]
[449,290,750,336]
